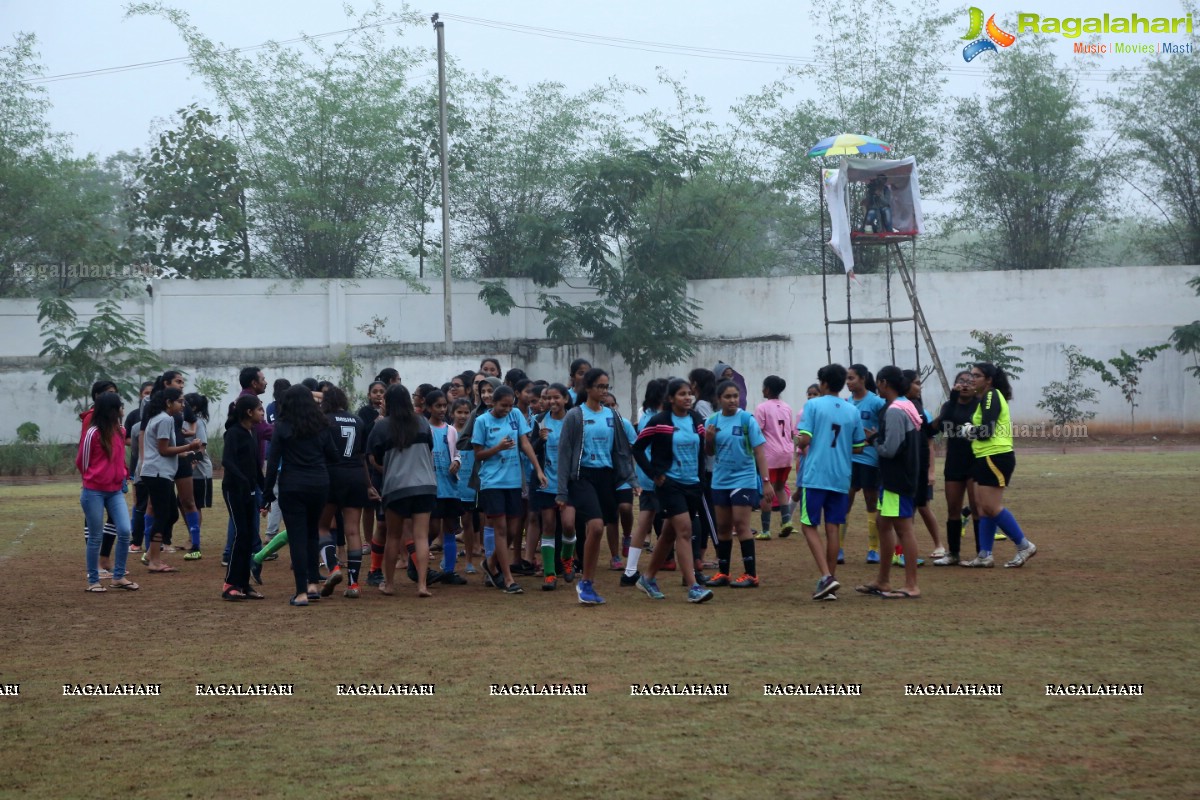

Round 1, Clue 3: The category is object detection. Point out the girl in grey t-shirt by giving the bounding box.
[140,388,202,572]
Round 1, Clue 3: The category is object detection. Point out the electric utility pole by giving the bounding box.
[433,13,452,347]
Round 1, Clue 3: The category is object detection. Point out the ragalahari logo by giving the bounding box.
[962,7,1016,61]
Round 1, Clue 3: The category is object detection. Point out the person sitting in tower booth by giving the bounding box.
[862,174,897,234]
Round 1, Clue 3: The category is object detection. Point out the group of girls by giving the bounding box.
[76,355,1035,605]
[789,360,1037,603]
[77,372,207,592]
[80,357,771,606]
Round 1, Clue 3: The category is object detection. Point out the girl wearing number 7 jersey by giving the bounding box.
[795,364,865,601]
[753,375,794,539]
[318,387,371,598]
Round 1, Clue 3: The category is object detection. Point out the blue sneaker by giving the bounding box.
[837,548,845,565]
[687,584,714,604]
[576,579,605,605]
[636,574,665,600]
[812,574,840,600]
[866,549,880,564]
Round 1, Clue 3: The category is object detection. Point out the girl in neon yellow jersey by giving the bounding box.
[960,363,1037,568]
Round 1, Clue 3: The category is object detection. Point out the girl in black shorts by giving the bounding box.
[620,378,668,587]
[631,379,714,604]
[931,370,979,565]
[183,393,212,560]
[556,369,634,606]
[367,384,439,597]
[319,387,371,597]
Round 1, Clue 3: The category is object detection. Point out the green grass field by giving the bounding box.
[1,451,1197,799]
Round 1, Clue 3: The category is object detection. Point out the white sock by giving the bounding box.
[624,546,642,577]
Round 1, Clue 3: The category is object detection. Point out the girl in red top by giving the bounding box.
[77,393,138,592]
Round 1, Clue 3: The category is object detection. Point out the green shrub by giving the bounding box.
[205,434,224,466]
[16,422,40,443]
[0,442,76,476]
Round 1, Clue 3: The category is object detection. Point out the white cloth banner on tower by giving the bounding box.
[825,156,925,273]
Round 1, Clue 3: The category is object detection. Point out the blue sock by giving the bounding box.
[483,526,496,559]
[978,516,997,555]
[994,509,1026,547]
[442,531,458,573]
[184,511,201,550]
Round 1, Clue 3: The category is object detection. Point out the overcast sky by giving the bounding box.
[4,0,1185,161]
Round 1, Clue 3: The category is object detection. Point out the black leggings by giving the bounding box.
[280,485,327,596]
[144,476,179,544]
[130,483,149,547]
[223,488,257,590]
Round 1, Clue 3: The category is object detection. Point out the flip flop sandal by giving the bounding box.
[110,581,140,591]
[854,584,885,596]
[85,583,107,593]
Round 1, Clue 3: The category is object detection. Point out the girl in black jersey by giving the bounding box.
[359,380,387,584]
[264,385,339,606]
[222,395,265,601]
[930,371,980,565]
[318,387,372,598]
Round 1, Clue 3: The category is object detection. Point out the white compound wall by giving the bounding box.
[1,265,1196,441]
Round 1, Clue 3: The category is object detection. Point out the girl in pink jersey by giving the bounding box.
[786,384,821,531]
[753,375,794,539]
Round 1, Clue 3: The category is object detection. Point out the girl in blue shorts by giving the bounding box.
[704,380,775,588]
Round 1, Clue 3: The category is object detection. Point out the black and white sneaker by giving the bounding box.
[812,574,840,600]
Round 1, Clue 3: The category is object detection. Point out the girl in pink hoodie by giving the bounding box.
[78,393,137,592]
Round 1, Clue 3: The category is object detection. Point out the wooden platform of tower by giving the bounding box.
[817,179,950,397]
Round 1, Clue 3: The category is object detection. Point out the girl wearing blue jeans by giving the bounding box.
[77,394,138,592]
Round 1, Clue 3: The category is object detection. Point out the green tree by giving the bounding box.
[0,34,129,296]
[735,0,958,247]
[1080,345,1171,432]
[479,129,709,407]
[952,37,1110,270]
[394,88,459,278]
[129,2,429,279]
[453,78,624,283]
[128,104,250,278]
[1037,345,1099,426]
[193,376,229,403]
[1169,275,1200,381]
[38,296,166,411]
[1104,10,1200,265]
[956,329,1025,380]
[639,72,803,280]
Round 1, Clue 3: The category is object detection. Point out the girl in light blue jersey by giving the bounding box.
[704,380,775,589]
[451,398,480,575]
[532,383,574,591]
